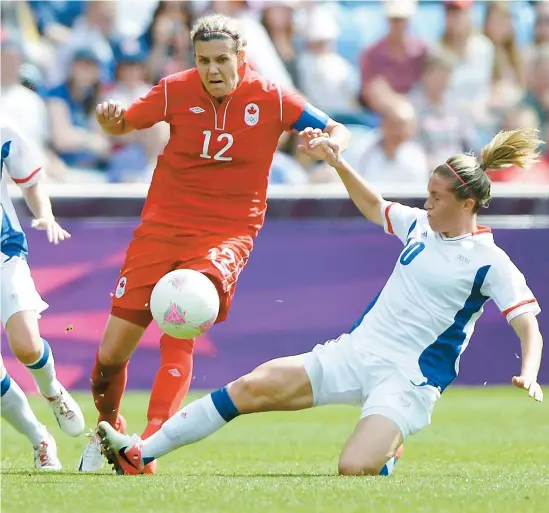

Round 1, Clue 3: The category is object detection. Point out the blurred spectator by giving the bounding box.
[48,1,118,87]
[483,1,525,123]
[524,43,549,131]
[211,0,296,89]
[360,0,427,113]
[0,29,48,150]
[525,0,549,73]
[533,0,549,46]
[140,1,194,84]
[114,0,160,39]
[356,101,429,185]
[438,0,494,126]
[29,1,85,46]
[297,7,359,116]
[269,134,309,185]
[409,49,475,170]
[47,47,111,180]
[103,39,169,183]
[261,1,299,86]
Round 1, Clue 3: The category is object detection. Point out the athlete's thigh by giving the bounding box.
[228,355,314,413]
[177,235,253,323]
[1,256,47,327]
[300,334,364,407]
[339,415,403,475]
[362,369,440,440]
[112,237,179,316]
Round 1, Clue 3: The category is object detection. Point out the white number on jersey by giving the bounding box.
[208,247,236,278]
[200,130,233,161]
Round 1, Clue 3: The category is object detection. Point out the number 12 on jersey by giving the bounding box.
[200,130,233,161]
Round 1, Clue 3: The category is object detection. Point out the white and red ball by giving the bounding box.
[150,269,219,339]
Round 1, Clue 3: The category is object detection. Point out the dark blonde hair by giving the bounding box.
[190,14,247,52]
[433,128,544,212]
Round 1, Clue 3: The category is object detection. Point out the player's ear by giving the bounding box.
[463,197,476,213]
[237,50,246,66]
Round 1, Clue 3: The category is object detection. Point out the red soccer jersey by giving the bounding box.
[125,65,309,238]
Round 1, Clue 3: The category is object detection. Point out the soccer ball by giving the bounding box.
[150,269,220,339]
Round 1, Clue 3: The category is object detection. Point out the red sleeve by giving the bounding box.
[125,77,168,130]
[278,86,306,131]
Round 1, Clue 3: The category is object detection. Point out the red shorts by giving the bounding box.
[111,233,253,328]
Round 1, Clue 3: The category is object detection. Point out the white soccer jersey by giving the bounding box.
[350,201,541,392]
[1,123,44,261]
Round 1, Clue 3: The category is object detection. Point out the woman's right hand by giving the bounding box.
[96,99,126,134]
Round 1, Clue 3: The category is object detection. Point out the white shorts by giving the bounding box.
[1,256,48,326]
[301,334,440,439]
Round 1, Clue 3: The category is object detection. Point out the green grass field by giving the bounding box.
[1,388,548,513]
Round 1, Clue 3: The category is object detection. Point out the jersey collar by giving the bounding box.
[439,225,492,241]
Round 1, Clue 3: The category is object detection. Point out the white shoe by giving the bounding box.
[34,431,62,471]
[77,431,104,472]
[44,384,85,437]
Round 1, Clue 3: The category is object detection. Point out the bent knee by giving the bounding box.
[9,334,43,364]
[12,346,43,365]
[229,368,287,412]
[229,373,269,412]
[338,457,382,476]
[97,347,128,366]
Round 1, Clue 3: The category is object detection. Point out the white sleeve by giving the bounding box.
[380,200,426,245]
[482,253,541,323]
[1,125,44,189]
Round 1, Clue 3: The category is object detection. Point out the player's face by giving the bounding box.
[424,173,474,233]
[195,39,242,99]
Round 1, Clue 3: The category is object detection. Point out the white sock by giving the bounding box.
[142,387,239,462]
[1,373,46,446]
[25,339,61,398]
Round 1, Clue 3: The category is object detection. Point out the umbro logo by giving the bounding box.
[190,106,205,114]
[421,231,428,238]
[457,254,471,265]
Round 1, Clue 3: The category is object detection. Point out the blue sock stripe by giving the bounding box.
[379,456,397,476]
[26,339,51,370]
[1,374,12,397]
[210,387,240,422]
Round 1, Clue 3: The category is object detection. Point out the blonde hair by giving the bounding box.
[480,127,542,170]
[190,14,247,52]
[434,127,544,212]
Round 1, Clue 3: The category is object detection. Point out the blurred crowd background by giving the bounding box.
[1,0,548,187]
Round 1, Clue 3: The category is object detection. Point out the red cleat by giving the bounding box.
[97,421,146,475]
[141,420,162,474]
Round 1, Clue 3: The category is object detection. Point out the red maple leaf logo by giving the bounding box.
[247,106,257,115]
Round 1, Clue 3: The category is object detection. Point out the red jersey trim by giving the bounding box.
[503,299,538,317]
[385,203,395,235]
[472,225,492,235]
[12,167,41,184]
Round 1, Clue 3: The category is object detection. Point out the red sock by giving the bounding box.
[90,352,128,426]
[142,335,194,439]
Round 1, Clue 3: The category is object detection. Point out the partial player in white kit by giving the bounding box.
[0,122,85,470]
[97,127,544,477]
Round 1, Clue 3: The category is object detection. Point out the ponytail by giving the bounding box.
[479,127,543,171]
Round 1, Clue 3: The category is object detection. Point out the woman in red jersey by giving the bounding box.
[78,13,350,473]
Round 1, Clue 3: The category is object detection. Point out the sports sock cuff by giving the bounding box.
[210,386,240,422]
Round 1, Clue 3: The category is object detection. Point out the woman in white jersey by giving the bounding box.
[97,127,544,477]
[0,123,85,470]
